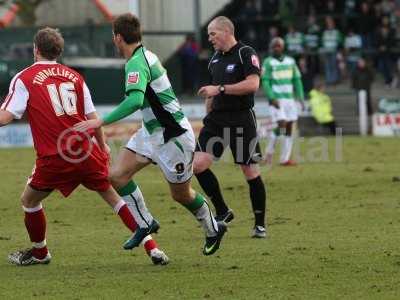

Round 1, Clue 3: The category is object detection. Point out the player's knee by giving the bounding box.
[20,194,40,208]
[108,169,128,189]
[20,195,27,207]
[171,190,190,203]
[193,152,212,174]
[240,165,260,180]
[170,185,193,203]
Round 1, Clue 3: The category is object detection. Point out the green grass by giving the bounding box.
[0,136,400,299]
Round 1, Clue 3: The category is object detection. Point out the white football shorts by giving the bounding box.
[125,119,195,184]
[270,99,299,122]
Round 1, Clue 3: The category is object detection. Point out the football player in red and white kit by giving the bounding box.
[0,27,168,266]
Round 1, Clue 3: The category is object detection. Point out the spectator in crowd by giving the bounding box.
[381,14,397,34]
[265,25,280,50]
[304,14,321,73]
[375,22,395,86]
[344,27,362,75]
[239,0,258,20]
[324,0,338,14]
[372,1,384,24]
[261,0,279,17]
[356,2,377,50]
[381,0,397,16]
[394,11,400,47]
[299,55,314,98]
[257,25,278,52]
[279,0,295,28]
[351,57,375,115]
[242,25,259,50]
[309,80,337,135]
[345,0,357,16]
[178,34,200,95]
[285,24,304,59]
[238,0,260,49]
[321,16,342,85]
[307,0,326,14]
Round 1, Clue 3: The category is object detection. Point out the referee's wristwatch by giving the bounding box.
[218,84,225,95]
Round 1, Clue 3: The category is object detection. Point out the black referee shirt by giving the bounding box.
[208,41,261,112]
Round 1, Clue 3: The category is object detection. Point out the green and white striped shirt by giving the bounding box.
[321,29,342,53]
[285,32,305,55]
[261,55,304,102]
[125,45,187,140]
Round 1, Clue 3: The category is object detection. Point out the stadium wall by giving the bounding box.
[16,0,230,28]
[6,0,230,63]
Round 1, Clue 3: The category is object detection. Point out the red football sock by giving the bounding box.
[32,245,48,260]
[143,237,158,255]
[114,201,158,255]
[23,204,48,259]
[115,202,138,232]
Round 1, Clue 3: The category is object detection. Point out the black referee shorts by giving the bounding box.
[196,109,262,165]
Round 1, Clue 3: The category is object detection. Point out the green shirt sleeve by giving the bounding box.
[293,64,304,101]
[125,56,150,95]
[261,58,275,101]
[102,91,144,125]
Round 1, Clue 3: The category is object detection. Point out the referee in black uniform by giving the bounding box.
[193,16,267,238]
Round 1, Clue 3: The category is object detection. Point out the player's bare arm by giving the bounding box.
[198,74,259,98]
[85,112,109,153]
[205,97,213,113]
[0,110,14,127]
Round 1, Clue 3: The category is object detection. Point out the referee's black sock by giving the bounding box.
[195,169,229,216]
[247,176,266,227]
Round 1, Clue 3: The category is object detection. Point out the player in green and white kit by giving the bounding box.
[261,37,304,166]
[75,13,226,256]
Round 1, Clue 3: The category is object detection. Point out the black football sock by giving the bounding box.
[247,176,266,227]
[195,169,229,216]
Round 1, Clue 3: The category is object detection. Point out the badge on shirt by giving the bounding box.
[251,55,260,69]
[226,64,236,73]
[127,72,139,84]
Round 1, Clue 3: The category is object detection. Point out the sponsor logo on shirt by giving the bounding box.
[127,72,139,84]
[211,59,219,63]
[251,55,260,69]
[226,64,236,73]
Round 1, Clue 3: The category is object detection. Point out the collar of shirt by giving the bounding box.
[221,41,241,56]
[130,44,143,58]
[34,61,57,65]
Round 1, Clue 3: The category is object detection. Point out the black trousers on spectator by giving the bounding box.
[321,121,337,135]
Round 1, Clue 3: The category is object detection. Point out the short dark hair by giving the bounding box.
[112,13,142,44]
[34,27,64,60]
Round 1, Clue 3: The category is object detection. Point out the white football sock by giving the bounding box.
[122,185,153,228]
[280,136,287,163]
[266,131,277,155]
[195,201,218,237]
[281,136,293,163]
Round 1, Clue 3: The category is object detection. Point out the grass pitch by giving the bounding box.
[0,136,399,299]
